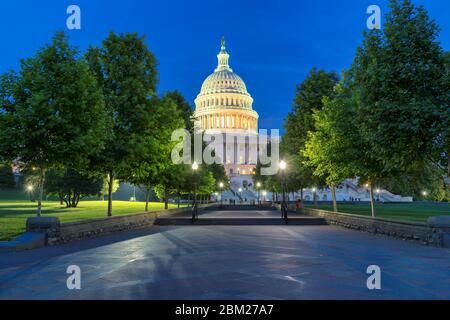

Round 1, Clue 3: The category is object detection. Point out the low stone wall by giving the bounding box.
[303,208,449,247]
[27,205,213,246]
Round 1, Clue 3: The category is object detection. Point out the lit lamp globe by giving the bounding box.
[279,160,287,170]
[27,185,33,191]
[192,161,199,171]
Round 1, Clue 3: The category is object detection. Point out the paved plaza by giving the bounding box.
[1,209,449,299]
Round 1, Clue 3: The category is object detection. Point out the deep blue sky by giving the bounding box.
[1,0,449,130]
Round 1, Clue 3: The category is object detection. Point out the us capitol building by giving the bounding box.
[193,38,259,200]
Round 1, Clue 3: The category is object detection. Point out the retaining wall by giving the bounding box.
[303,208,449,247]
[27,205,213,245]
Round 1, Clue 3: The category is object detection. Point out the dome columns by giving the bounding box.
[196,109,258,131]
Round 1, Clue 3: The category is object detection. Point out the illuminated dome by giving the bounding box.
[199,70,249,97]
[194,37,258,132]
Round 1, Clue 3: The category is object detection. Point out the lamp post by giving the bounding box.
[312,187,317,207]
[279,160,287,223]
[376,188,380,202]
[256,181,261,208]
[27,184,34,201]
[238,188,242,203]
[192,161,199,223]
[422,190,427,200]
[262,191,267,202]
[219,182,224,209]
[129,174,137,202]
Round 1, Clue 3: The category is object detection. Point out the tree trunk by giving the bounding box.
[164,190,168,210]
[58,191,65,205]
[300,188,303,201]
[369,182,376,217]
[107,170,113,217]
[331,183,338,212]
[37,167,46,216]
[447,151,450,178]
[74,193,80,207]
[177,192,181,208]
[145,187,150,212]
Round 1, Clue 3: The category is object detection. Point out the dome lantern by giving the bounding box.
[215,36,232,72]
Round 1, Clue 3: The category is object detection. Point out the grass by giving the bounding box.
[0,199,186,241]
[304,202,450,222]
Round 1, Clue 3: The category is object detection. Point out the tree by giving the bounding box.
[127,92,186,211]
[163,91,194,132]
[45,169,103,207]
[442,51,450,179]
[304,81,360,212]
[354,0,447,172]
[382,161,449,201]
[281,68,339,198]
[347,0,448,214]
[284,68,339,154]
[0,32,108,216]
[0,162,15,189]
[86,32,159,216]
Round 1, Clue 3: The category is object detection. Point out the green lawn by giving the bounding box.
[304,202,450,222]
[0,199,185,241]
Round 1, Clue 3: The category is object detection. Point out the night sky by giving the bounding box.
[1,0,448,131]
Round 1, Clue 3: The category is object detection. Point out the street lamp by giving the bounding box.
[256,181,261,207]
[376,188,380,201]
[279,160,287,223]
[218,182,224,209]
[262,191,267,201]
[192,161,199,222]
[312,187,317,207]
[27,184,33,201]
[422,191,427,198]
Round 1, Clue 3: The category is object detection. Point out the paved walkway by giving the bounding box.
[155,208,327,225]
[1,210,449,299]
